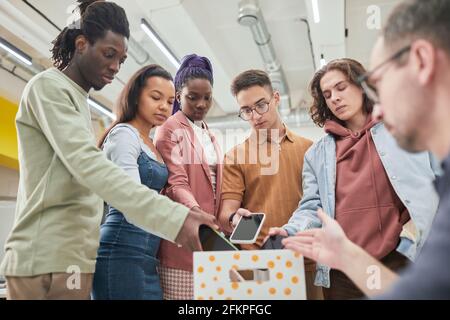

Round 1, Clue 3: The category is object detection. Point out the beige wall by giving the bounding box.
[0,167,17,262]
[0,201,15,263]
[0,166,18,200]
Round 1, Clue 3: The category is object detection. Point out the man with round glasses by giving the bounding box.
[238,96,273,121]
[218,70,323,299]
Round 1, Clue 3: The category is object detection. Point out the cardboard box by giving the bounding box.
[193,249,306,300]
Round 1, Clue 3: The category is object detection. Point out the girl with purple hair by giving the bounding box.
[155,54,223,299]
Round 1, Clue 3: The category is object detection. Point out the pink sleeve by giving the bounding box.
[155,124,199,209]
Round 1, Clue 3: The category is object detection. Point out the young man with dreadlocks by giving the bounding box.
[0,0,217,300]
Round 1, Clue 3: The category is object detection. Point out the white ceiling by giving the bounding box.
[0,0,401,118]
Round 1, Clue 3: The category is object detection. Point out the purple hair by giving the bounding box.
[173,54,214,114]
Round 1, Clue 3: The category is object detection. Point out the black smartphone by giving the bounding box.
[261,234,287,250]
[198,225,239,251]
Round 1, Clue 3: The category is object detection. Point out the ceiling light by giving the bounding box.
[312,0,320,23]
[0,37,32,66]
[88,98,116,120]
[140,19,180,69]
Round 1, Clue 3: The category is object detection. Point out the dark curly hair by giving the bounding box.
[51,0,130,70]
[309,58,373,127]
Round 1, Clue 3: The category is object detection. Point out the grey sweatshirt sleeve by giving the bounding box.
[103,127,141,184]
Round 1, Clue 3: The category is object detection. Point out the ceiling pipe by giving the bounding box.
[298,18,317,70]
[0,0,55,58]
[237,0,292,117]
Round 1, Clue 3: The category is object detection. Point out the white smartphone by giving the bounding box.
[230,213,266,244]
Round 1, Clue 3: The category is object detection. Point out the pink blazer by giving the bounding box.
[154,111,223,271]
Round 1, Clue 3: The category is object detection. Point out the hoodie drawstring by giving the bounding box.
[366,131,383,232]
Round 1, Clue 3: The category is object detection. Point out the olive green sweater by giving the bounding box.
[0,68,189,276]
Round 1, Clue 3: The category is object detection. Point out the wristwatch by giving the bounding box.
[228,211,237,225]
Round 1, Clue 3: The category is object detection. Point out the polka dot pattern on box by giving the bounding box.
[193,249,307,300]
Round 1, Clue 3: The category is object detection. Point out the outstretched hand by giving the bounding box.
[282,208,351,271]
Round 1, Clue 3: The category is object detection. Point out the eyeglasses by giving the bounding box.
[358,44,411,104]
[238,96,273,121]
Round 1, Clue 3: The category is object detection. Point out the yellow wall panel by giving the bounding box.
[0,96,19,170]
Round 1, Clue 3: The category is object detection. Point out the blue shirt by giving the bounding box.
[378,153,450,299]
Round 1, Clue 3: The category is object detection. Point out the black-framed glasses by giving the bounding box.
[238,96,273,121]
[358,44,411,104]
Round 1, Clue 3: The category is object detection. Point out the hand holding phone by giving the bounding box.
[175,207,218,251]
[230,208,253,228]
[230,213,266,244]
[262,234,287,250]
[199,225,239,251]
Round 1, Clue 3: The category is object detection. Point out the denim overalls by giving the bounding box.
[92,126,168,300]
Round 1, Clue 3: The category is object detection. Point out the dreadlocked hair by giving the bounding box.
[51,0,130,70]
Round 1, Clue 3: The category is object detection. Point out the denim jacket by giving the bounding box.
[283,123,441,288]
